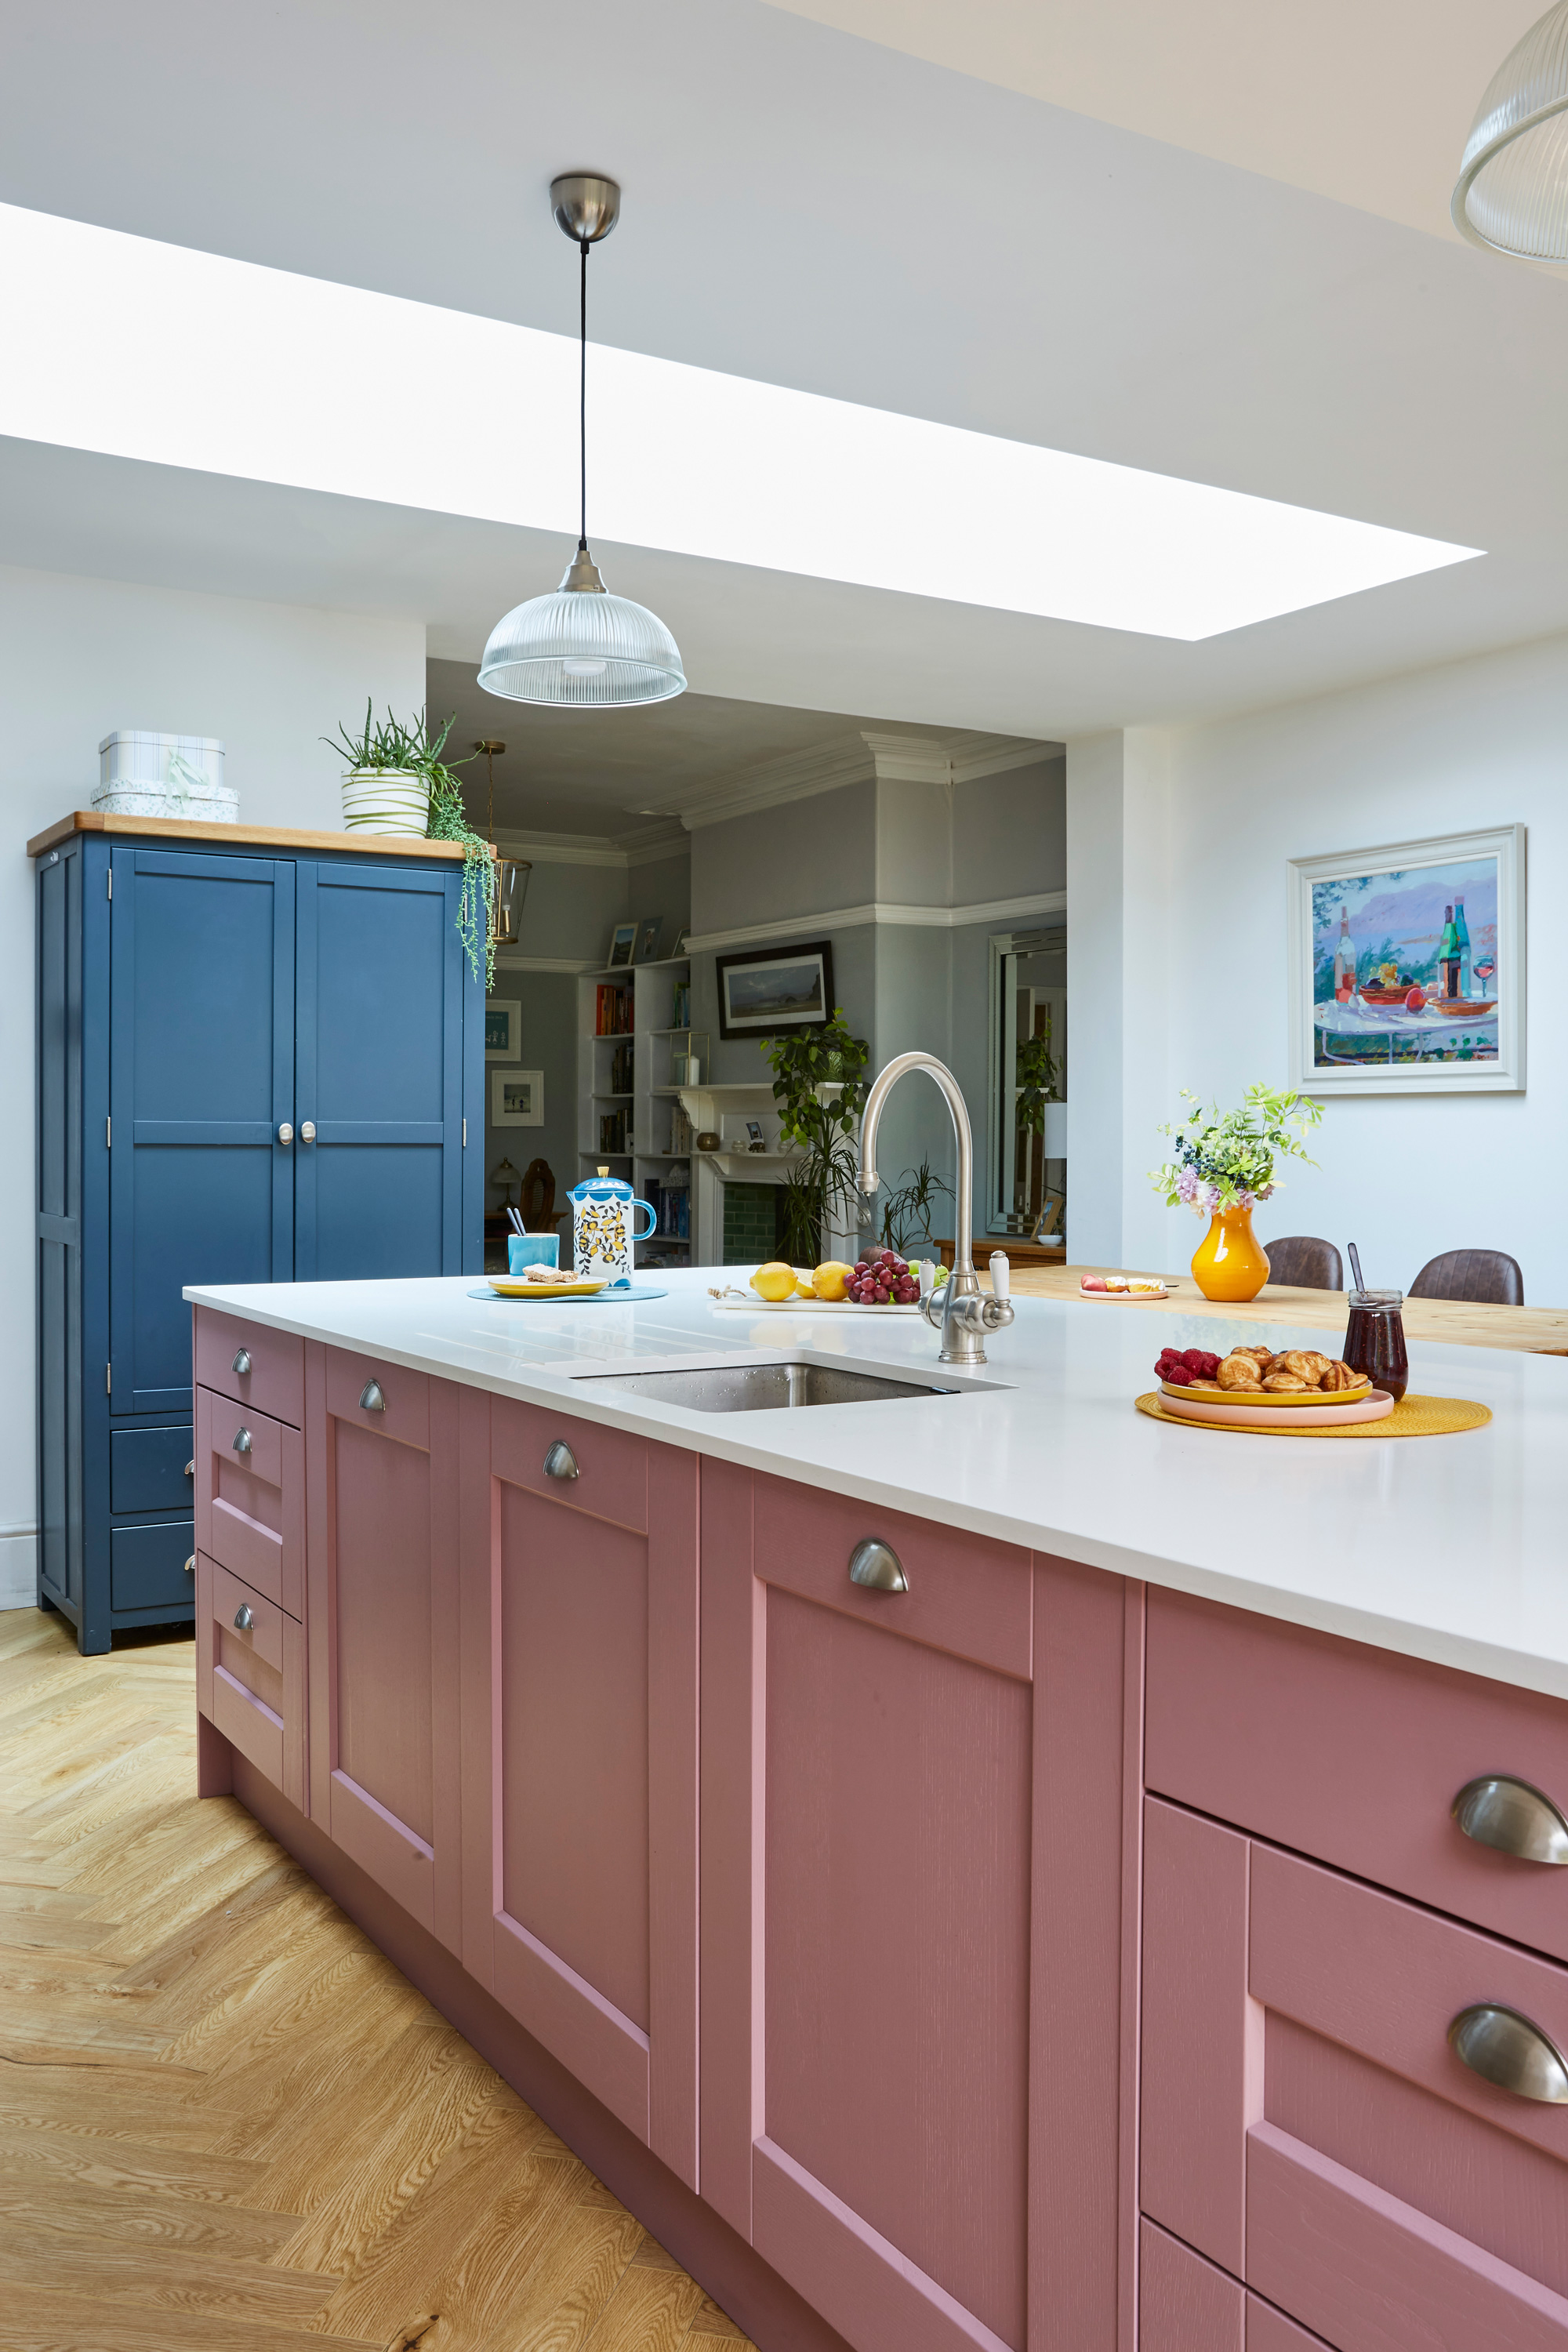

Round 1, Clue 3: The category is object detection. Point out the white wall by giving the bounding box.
[1069,633,1568,1301]
[2,563,424,1602]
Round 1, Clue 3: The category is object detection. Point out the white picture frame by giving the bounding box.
[1287,823,1525,1095]
[485,998,521,1062]
[492,1069,544,1127]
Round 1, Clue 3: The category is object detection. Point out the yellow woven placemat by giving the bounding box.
[1135,1392,1492,1438]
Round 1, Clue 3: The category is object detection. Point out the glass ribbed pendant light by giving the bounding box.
[480,175,686,707]
[1454,2,1568,259]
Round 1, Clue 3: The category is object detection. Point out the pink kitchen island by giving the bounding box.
[183,1267,1568,2352]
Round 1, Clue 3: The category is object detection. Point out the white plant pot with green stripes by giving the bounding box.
[340,769,429,837]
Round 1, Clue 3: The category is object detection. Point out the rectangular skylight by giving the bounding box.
[0,202,1479,639]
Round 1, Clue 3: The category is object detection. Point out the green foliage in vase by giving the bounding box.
[1149,1083,1321,1216]
[764,1011,869,1264]
[323,704,495,987]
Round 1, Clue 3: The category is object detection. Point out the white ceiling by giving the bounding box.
[5,0,1568,739]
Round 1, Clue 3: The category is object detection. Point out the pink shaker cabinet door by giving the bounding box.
[700,1465,1136,2352]
[459,1396,699,2183]
[305,1345,463,1951]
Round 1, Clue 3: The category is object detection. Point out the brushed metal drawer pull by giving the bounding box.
[359,1381,386,1413]
[232,1347,251,1377]
[300,1120,316,1142]
[184,1461,194,1479]
[1449,2002,1568,2103]
[543,1441,579,1480]
[233,1603,254,1632]
[1453,1774,1568,1865]
[233,1427,252,1455]
[848,1538,909,1593]
[184,1555,194,1577]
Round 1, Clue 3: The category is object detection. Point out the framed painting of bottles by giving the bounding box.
[1286,824,1525,1094]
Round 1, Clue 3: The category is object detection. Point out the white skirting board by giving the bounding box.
[0,1529,37,1610]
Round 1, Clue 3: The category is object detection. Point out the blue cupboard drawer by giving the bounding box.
[110,1520,195,1612]
[111,1425,194,1515]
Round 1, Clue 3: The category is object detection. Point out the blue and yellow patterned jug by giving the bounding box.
[568,1167,657,1287]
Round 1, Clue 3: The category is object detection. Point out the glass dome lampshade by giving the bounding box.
[479,547,686,708]
[1454,0,1568,259]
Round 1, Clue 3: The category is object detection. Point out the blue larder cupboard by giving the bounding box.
[34,815,484,1652]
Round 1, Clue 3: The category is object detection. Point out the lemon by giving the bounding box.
[811,1260,855,1301]
[751,1261,797,1301]
[794,1270,815,1297]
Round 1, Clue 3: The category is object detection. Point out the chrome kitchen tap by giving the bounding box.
[858,1051,1015,1367]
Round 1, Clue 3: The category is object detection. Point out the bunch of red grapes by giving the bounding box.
[847,1249,923,1305]
[1156,1345,1221,1387]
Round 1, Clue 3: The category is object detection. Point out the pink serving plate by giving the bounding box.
[1080,1286,1170,1302]
[1157,1387,1395,1431]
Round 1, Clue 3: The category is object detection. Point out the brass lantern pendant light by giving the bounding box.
[479,175,686,707]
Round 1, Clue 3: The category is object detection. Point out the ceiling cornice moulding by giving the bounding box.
[490,822,688,870]
[684,887,1065,955]
[670,728,1058,830]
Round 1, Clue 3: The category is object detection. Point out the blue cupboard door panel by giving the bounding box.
[294,862,464,1279]
[109,849,294,1415]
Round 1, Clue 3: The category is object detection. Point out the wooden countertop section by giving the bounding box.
[27,810,474,859]
[1006,1262,1568,1356]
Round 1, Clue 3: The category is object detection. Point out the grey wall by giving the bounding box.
[953,758,1067,902]
[690,781,877,931]
[485,971,579,1229]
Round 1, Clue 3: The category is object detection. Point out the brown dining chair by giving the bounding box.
[1262,1236,1344,1291]
[520,1157,569,1233]
[1409,1249,1524,1307]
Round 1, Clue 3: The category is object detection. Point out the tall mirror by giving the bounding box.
[988,924,1066,1241]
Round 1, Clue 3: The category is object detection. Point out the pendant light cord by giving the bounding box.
[579,236,589,552]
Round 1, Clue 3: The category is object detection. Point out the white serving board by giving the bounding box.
[706,1289,923,1316]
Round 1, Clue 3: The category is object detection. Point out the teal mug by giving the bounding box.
[508,1231,561,1276]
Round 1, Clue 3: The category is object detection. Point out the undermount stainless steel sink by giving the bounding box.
[574,1359,967,1412]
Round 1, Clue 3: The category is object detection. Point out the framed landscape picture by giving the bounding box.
[1287,824,1525,1094]
[492,1069,544,1127]
[716,940,835,1038]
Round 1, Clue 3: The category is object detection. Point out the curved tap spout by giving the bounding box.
[858,1051,1012,1366]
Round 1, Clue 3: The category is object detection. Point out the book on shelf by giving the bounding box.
[598,1109,629,1154]
[609,1040,633,1094]
[643,1168,691,1240]
[595,984,633,1036]
[670,1105,693,1153]
[672,982,691,1029]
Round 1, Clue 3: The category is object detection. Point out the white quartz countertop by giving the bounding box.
[186,1268,1568,1701]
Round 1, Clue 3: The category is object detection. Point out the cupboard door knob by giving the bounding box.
[1449,2002,1568,2103]
[184,1461,194,1479]
[359,1381,386,1413]
[184,1555,194,1576]
[233,1427,252,1455]
[848,1538,909,1593]
[1453,1775,1568,1865]
[278,1123,293,1145]
[232,1348,251,1377]
[234,1604,253,1633]
[543,1441,579,1480]
[300,1121,316,1142]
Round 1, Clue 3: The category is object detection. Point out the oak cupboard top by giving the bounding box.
[189,1272,1568,1707]
[27,810,474,859]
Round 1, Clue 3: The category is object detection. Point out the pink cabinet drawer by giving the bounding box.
[491,1398,648,1533]
[194,1386,303,1618]
[1142,1797,1568,2350]
[324,1347,428,1449]
[195,1308,304,1428]
[1146,1588,1568,1965]
[197,1552,305,1811]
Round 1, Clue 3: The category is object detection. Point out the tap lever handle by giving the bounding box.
[989,1251,1011,1299]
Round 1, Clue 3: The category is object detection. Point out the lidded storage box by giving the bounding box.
[93,731,236,822]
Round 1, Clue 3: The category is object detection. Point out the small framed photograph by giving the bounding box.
[635,916,662,963]
[673,928,691,957]
[1287,823,1525,1095]
[716,940,834,1038]
[607,922,637,969]
[492,1069,544,1127]
[485,998,521,1062]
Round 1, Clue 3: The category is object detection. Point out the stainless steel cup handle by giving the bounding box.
[183,1555,195,1577]
[1449,2002,1568,2103]
[232,1348,251,1377]
[1453,1774,1568,1865]
[234,1604,254,1633]
[359,1381,386,1413]
[233,1428,252,1455]
[543,1441,579,1480]
[848,1538,909,1593]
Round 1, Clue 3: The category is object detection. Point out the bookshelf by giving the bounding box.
[576,954,695,1269]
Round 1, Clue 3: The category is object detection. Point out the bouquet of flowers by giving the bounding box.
[1150,1084,1321,1217]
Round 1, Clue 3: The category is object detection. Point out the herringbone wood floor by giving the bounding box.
[0,1610,755,2352]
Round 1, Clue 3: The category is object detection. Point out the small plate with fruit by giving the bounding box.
[708,1250,940,1312]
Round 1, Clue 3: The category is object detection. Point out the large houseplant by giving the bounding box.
[324,705,496,985]
[764,1010,869,1264]
[1149,1083,1321,1300]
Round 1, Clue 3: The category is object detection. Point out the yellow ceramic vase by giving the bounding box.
[1190,1204,1271,1302]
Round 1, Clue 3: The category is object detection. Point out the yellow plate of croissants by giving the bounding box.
[1160,1345,1371,1406]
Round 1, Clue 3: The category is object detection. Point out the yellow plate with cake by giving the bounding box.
[1159,1373,1370,1407]
[485,1275,608,1300]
